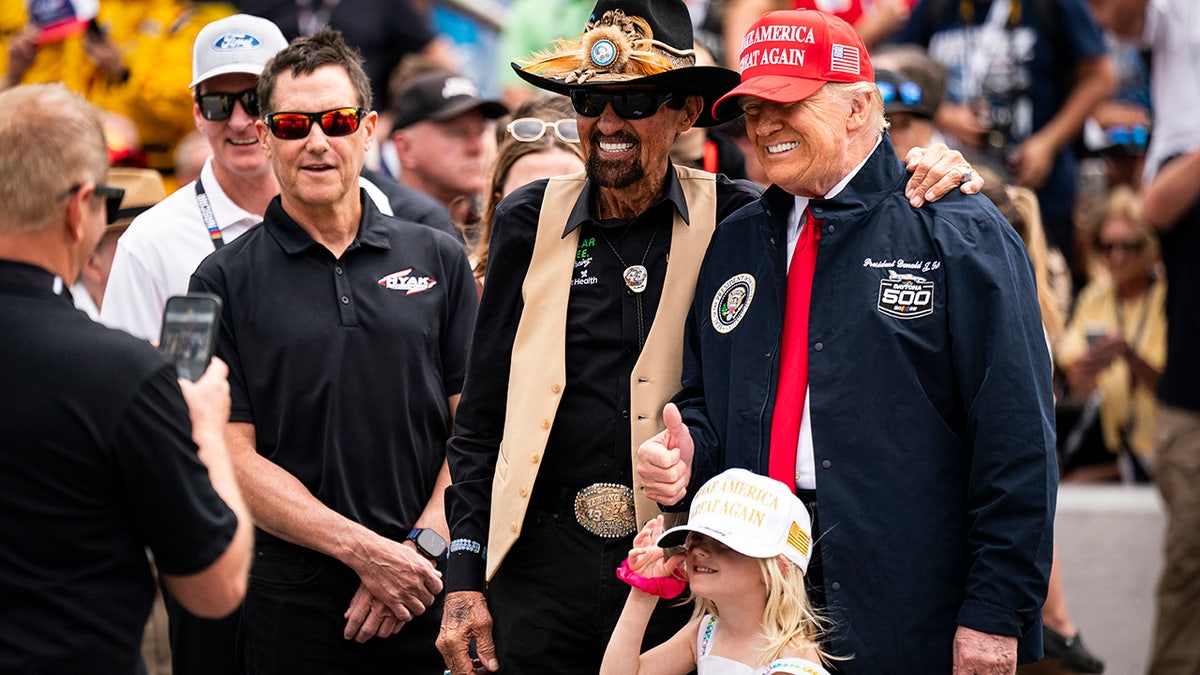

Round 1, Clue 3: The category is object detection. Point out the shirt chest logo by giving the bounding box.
[378,268,438,295]
[711,274,756,334]
[877,269,934,319]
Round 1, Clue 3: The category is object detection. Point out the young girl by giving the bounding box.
[601,468,834,675]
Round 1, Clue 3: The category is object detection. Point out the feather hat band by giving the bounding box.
[512,0,740,127]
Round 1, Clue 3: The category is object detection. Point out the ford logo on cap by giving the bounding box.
[213,32,262,51]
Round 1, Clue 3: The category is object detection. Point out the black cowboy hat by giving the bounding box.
[511,0,740,127]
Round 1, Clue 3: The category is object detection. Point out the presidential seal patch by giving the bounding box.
[877,269,933,319]
[711,274,755,334]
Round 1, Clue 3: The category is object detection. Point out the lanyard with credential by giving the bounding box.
[195,177,224,250]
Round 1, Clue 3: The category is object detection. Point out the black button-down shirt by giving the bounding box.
[444,170,761,592]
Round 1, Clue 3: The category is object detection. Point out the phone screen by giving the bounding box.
[159,294,221,382]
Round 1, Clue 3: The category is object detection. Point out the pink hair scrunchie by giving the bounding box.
[615,559,688,599]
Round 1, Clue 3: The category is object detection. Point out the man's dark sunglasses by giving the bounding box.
[196,87,260,121]
[57,183,126,224]
[264,107,365,140]
[570,89,684,120]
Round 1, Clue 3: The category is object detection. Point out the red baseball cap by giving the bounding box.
[713,9,874,121]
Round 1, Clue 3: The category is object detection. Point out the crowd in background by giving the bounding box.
[1,0,1197,673]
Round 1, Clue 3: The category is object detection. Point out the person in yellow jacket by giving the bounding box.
[2,0,236,174]
[1058,184,1167,483]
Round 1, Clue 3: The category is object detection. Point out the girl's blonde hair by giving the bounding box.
[692,556,836,669]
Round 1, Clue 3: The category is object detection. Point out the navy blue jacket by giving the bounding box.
[676,136,1057,671]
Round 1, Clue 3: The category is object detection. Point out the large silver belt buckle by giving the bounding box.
[573,483,636,538]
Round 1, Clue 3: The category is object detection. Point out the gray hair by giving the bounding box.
[0,83,108,234]
[826,81,889,133]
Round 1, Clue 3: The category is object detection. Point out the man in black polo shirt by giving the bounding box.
[0,82,252,674]
[189,28,476,674]
[436,2,984,674]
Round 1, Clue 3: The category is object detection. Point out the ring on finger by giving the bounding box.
[958,166,972,184]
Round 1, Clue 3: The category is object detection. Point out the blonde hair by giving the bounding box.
[692,556,836,669]
[977,167,1066,344]
[1010,186,1066,344]
[0,83,108,234]
[1092,184,1155,255]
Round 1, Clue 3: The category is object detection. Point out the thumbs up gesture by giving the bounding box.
[636,403,694,506]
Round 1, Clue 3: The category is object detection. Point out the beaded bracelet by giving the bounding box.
[615,559,688,599]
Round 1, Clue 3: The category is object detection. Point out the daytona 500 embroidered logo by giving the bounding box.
[877,270,933,319]
[378,269,437,295]
[711,274,755,334]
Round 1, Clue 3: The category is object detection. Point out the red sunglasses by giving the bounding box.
[264,107,365,140]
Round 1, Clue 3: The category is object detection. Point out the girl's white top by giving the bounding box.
[695,614,831,675]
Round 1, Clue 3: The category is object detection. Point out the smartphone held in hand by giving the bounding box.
[159,294,221,382]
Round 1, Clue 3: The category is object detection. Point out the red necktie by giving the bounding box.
[768,207,821,493]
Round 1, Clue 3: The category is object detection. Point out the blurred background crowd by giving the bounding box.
[2,0,1194,672]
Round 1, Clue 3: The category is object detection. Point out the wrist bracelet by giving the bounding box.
[615,559,688,599]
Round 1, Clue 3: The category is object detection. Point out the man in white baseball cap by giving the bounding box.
[101,14,288,345]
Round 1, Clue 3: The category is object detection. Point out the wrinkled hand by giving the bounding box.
[636,403,694,506]
[627,515,685,578]
[437,591,499,674]
[350,537,441,628]
[6,27,38,86]
[937,102,990,149]
[952,625,1017,674]
[903,143,986,207]
[177,357,230,448]
[343,583,404,643]
[1009,133,1057,190]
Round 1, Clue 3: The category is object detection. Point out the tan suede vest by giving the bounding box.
[486,166,718,580]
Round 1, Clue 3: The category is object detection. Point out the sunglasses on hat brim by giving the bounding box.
[196,88,260,121]
[264,108,365,140]
[569,89,686,120]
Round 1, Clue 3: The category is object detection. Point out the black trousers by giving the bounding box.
[489,507,693,675]
[239,536,444,675]
[161,579,240,675]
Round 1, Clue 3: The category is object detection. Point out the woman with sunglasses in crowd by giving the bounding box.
[1057,184,1166,484]
[471,94,585,289]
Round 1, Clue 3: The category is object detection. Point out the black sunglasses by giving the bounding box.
[264,107,365,140]
[57,182,126,224]
[196,87,260,121]
[570,89,684,120]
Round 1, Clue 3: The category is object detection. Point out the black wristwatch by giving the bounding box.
[406,528,447,560]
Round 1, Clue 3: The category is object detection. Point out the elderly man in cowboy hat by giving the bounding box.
[638,9,1057,673]
[438,2,982,673]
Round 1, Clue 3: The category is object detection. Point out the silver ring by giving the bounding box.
[958,166,973,184]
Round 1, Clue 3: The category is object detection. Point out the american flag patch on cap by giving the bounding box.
[830,43,860,75]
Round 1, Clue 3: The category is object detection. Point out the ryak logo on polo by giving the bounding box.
[378,269,437,295]
[877,270,933,319]
[711,274,755,334]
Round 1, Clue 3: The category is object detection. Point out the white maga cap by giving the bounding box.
[658,468,813,574]
[190,14,288,88]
